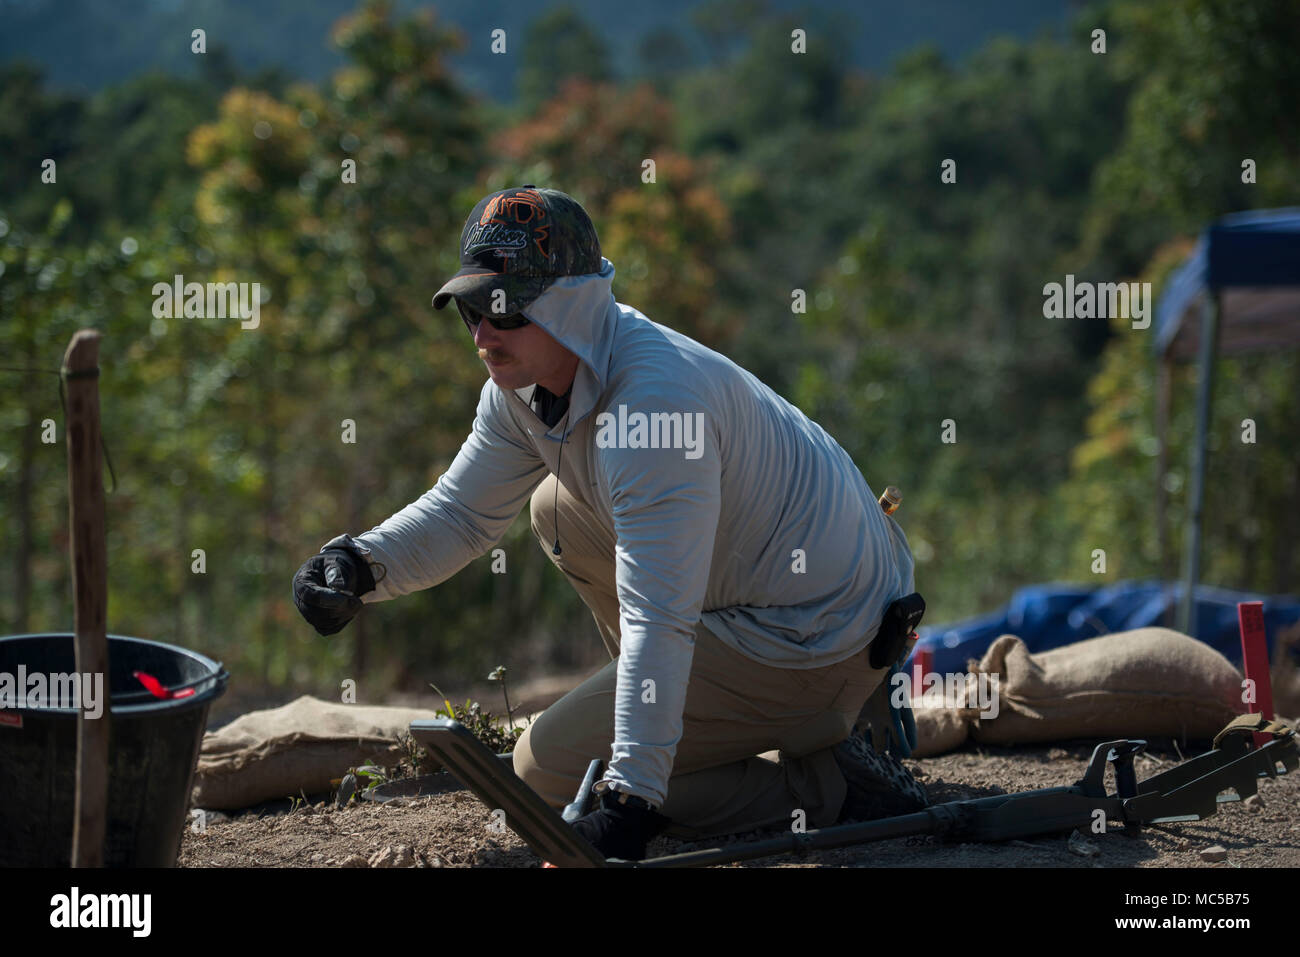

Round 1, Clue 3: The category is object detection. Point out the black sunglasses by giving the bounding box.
[457,299,531,332]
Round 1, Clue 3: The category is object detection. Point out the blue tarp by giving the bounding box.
[912,581,1300,674]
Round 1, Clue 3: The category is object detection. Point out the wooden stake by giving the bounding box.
[64,329,108,868]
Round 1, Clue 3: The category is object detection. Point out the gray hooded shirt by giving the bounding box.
[334,257,915,806]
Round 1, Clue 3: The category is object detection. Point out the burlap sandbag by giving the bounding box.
[192,695,443,810]
[912,703,975,757]
[969,627,1243,746]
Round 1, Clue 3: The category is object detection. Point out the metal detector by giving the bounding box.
[411,713,1298,869]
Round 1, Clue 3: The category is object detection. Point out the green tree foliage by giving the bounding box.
[790,35,1129,618]
[0,64,84,230]
[1081,0,1300,269]
[491,78,733,344]
[516,5,612,111]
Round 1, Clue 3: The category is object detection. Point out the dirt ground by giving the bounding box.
[179,736,1300,868]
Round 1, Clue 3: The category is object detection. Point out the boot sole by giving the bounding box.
[834,736,929,822]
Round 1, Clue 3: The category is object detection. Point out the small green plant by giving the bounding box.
[429,671,526,754]
[394,730,436,777]
[352,763,389,791]
[487,665,514,727]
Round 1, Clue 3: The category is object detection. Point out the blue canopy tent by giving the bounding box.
[1153,208,1300,635]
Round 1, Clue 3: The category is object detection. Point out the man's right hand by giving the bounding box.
[292,545,376,636]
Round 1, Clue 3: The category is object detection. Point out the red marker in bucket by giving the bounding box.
[133,671,196,700]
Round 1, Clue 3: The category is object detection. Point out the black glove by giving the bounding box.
[570,788,671,862]
[292,545,376,636]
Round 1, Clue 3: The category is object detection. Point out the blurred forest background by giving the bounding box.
[1,0,1297,707]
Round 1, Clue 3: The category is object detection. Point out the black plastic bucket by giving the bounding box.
[0,633,228,867]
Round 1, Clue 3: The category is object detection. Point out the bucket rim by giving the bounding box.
[0,632,228,717]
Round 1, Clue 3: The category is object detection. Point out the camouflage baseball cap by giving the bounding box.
[431,185,602,316]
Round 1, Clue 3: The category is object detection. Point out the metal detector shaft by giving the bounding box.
[628,805,953,868]
[626,787,1123,868]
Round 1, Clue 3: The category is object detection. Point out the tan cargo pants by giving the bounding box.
[512,473,891,840]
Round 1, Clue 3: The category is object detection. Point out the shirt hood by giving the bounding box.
[514,257,619,434]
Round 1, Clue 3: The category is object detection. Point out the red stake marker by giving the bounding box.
[913,647,933,703]
[1237,602,1274,748]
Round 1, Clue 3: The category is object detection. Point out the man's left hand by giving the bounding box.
[570,788,670,861]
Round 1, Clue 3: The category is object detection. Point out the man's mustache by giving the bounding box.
[478,348,510,362]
